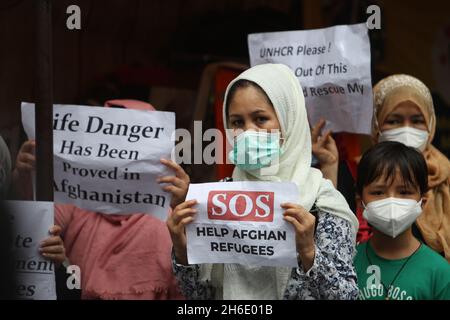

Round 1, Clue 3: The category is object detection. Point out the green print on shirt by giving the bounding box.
[354,242,450,300]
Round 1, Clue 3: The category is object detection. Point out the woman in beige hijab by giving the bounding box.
[372,74,450,262]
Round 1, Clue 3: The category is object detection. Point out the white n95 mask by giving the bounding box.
[379,127,429,152]
[363,198,422,238]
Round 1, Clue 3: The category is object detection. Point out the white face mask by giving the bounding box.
[363,198,422,238]
[379,127,429,152]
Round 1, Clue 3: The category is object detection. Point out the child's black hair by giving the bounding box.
[356,141,428,196]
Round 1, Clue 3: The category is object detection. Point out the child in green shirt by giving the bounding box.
[354,141,450,300]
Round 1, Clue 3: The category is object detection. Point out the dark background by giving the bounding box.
[1,0,449,168]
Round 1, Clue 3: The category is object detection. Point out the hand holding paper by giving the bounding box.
[158,158,190,208]
[281,202,316,271]
[39,225,66,266]
[166,199,198,265]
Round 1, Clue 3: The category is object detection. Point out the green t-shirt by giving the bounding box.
[354,241,450,300]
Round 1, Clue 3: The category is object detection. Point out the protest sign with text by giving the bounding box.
[5,200,56,300]
[248,23,373,134]
[21,103,175,219]
[186,181,299,267]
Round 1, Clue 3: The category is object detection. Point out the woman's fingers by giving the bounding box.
[312,135,326,151]
[160,158,189,181]
[162,185,179,194]
[17,141,36,164]
[16,162,34,172]
[39,229,65,264]
[281,202,302,210]
[311,118,326,143]
[17,154,36,171]
[168,200,198,226]
[167,200,198,259]
[40,236,62,247]
[281,203,315,225]
[178,216,195,228]
[21,140,36,153]
[49,225,62,236]
[172,208,197,225]
[41,253,64,263]
[312,127,338,165]
[327,133,336,144]
[18,152,36,164]
[16,144,36,174]
[283,215,305,233]
[322,129,332,140]
[159,160,190,208]
[164,186,188,208]
[39,245,64,254]
[283,208,305,219]
[158,176,185,188]
[312,123,333,154]
[283,210,310,227]
[174,199,197,211]
[325,133,337,150]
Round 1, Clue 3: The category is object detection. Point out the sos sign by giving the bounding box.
[207,191,274,222]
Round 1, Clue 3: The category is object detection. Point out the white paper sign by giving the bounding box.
[5,200,56,300]
[21,103,175,220]
[186,181,299,267]
[248,23,373,134]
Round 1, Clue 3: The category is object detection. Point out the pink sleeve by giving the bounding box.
[54,204,76,233]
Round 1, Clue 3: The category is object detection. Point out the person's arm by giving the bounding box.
[167,199,216,299]
[284,211,358,300]
[320,162,338,188]
[171,252,215,300]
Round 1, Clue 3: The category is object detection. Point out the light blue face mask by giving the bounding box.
[228,130,282,171]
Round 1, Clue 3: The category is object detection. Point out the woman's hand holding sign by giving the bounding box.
[282,203,316,272]
[158,158,190,208]
[166,199,198,265]
[39,225,66,266]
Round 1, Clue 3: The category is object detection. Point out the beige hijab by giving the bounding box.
[373,74,450,262]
